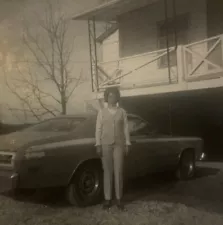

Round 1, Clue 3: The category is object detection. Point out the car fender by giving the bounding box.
[67,157,102,185]
[177,138,203,162]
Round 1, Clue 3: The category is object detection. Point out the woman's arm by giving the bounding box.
[95,109,103,146]
[123,109,131,146]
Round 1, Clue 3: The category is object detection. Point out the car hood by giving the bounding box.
[0,131,66,152]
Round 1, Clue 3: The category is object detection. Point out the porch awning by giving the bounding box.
[72,0,158,21]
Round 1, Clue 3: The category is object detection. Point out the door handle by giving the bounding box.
[131,140,136,144]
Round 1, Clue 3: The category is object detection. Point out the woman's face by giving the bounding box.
[107,92,118,105]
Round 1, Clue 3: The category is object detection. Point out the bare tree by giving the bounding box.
[4,0,84,122]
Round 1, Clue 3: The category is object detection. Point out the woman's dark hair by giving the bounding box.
[104,87,121,103]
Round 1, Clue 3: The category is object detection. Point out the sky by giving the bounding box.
[0,0,101,124]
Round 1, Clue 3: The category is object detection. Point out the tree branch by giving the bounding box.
[4,0,84,121]
[66,69,84,101]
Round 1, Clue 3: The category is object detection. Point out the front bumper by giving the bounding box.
[0,170,19,193]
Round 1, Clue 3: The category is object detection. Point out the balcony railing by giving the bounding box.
[94,34,223,92]
[182,35,223,81]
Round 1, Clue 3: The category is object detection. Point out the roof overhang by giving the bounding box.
[72,0,159,21]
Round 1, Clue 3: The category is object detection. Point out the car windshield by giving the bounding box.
[73,114,157,138]
[23,117,86,132]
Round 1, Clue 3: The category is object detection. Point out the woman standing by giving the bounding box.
[95,87,131,211]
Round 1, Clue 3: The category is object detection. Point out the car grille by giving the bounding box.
[0,152,15,167]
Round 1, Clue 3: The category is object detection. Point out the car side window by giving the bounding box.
[51,119,74,132]
[72,117,96,138]
[128,117,149,136]
[24,120,53,132]
[70,118,86,131]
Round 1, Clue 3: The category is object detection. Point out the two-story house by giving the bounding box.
[73,0,223,157]
[73,0,223,107]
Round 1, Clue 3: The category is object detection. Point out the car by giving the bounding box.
[0,122,33,135]
[0,113,204,207]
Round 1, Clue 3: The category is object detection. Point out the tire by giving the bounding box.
[66,161,103,207]
[176,150,195,180]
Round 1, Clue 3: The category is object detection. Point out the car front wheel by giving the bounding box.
[176,150,195,180]
[66,161,103,207]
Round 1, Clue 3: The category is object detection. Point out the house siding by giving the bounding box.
[98,0,210,88]
[118,0,207,58]
[100,0,207,62]
[102,31,119,62]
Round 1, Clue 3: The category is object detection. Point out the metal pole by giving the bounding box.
[172,0,178,49]
[169,102,173,135]
[164,0,171,83]
[88,20,94,92]
[93,19,99,92]
[172,0,178,80]
[88,19,99,92]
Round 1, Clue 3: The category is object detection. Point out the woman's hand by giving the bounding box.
[96,145,102,157]
[125,145,130,156]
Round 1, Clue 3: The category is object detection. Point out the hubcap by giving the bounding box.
[182,154,194,177]
[78,170,99,198]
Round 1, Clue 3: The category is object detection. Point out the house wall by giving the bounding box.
[118,0,207,57]
[99,0,208,88]
[102,30,119,62]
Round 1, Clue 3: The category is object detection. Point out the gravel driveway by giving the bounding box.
[1,162,223,225]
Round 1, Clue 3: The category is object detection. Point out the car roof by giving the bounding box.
[47,112,145,122]
[56,112,143,119]
[52,113,96,120]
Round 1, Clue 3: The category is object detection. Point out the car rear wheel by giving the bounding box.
[66,161,103,207]
[176,150,195,180]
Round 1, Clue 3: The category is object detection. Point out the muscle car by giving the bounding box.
[0,113,204,207]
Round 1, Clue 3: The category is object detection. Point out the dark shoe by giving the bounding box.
[116,199,126,211]
[102,200,112,210]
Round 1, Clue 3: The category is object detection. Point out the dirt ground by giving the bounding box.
[1,162,223,225]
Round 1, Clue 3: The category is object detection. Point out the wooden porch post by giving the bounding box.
[221,35,223,65]
[98,98,104,109]
[164,0,171,83]
[176,45,186,85]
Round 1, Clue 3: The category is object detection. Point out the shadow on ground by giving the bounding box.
[2,163,223,214]
[125,164,222,214]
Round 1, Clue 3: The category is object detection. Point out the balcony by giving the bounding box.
[94,34,223,97]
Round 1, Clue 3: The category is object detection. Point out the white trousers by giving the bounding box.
[101,144,125,200]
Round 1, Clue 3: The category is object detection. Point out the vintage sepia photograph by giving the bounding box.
[0,0,223,224]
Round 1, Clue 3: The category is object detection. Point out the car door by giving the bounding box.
[125,116,157,179]
[148,136,181,171]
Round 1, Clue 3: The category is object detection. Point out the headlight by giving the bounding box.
[24,147,45,159]
[0,151,16,167]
